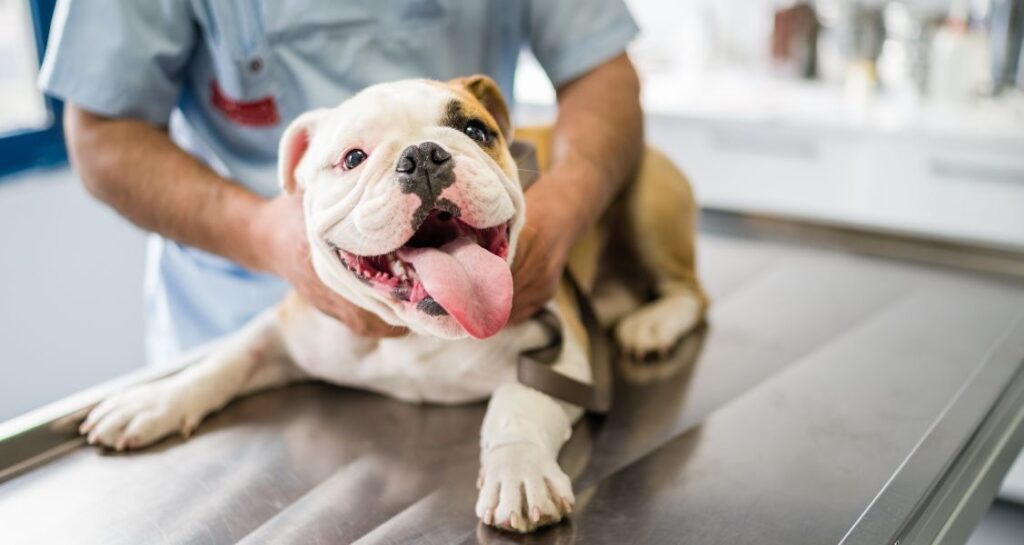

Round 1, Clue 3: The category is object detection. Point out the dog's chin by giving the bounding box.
[330,209,514,340]
[403,312,474,340]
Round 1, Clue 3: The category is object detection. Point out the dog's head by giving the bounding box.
[279,76,523,340]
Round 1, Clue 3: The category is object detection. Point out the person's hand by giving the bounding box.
[254,192,407,337]
[508,185,578,324]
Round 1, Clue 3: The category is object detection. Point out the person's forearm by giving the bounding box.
[65,105,272,272]
[532,53,643,242]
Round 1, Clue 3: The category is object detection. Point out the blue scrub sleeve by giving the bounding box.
[38,0,197,126]
[526,0,640,87]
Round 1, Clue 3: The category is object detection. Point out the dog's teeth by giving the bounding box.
[390,259,407,277]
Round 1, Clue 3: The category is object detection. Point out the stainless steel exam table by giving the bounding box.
[2,211,1024,545]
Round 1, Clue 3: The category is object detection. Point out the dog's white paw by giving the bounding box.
[616,291,702,360]
[475,443,574,533]
[79,379,207,451]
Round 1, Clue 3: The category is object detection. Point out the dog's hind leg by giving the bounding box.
[80,305,305,451]
[615,147,708,360]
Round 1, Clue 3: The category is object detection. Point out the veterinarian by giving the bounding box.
[39,0,644,362]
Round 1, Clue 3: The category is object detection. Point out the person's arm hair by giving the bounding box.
[65,104,406,337]
[509,52,643,322]
[64,105,270,271]
[538,52,643,241]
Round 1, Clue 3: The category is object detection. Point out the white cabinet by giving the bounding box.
[649,114,1024,252]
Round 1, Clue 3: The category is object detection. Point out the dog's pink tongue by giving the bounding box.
[397,239,512,339]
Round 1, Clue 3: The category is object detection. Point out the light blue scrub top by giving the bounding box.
[39,0,639,363]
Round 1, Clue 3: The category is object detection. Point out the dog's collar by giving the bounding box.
[517,271,612,414]
[509,140,540,191]
[508,141,612,413]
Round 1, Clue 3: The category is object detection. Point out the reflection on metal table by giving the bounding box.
[2,211,1024,545]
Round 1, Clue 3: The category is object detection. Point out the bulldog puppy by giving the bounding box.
[79,76,706,533]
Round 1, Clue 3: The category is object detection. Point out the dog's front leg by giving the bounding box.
[476,303,590,533]
[80,307,304,450]
[476,383,581,532]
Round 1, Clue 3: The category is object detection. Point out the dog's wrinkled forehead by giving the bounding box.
[316,79,508,164]
[332,82,450,138]
[278,76,515,196]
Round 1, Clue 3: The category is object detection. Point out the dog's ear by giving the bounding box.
[278,109,329,194]
[450,75,512,141]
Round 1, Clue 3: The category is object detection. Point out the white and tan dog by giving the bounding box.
[79,76,706,533]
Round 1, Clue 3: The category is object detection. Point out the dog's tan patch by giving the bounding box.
[443,77,513,173]
[442,98,510,171]
[276,291,307,328]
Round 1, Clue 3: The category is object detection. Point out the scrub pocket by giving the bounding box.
[199,1,276,103]
[194,0,457,134]
[261,0,455,92]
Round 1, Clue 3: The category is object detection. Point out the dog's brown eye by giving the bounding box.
[343,149,368,170]
[464,120,489,144]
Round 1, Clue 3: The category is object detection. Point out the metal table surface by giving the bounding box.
[2,213,1024,545]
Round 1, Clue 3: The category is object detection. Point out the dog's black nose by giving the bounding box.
[396,142,451,174]
[396,142,456,211]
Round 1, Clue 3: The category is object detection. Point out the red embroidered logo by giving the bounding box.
[210,80,280,127]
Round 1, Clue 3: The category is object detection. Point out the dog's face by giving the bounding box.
[278,76,524,340]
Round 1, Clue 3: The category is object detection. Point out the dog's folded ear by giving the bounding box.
[450,75,512,141]
[278,108,329,194]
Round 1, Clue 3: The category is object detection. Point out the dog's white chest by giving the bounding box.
[279,307,549,404]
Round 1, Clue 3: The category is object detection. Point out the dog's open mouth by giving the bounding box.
[333,210,513,339]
